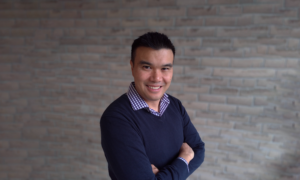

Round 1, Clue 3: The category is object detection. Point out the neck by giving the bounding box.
[146,101,160,112]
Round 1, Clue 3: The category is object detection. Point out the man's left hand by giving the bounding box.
[151,164,159,175]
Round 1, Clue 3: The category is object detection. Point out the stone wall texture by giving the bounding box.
[0,0,300,180]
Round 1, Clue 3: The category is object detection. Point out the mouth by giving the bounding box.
[146,85,162,90]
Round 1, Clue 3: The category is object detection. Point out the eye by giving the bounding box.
[143,66,151,70]
[162,67,170,71]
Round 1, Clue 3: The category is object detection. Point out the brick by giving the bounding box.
[0,141,9,148]
[174,57,200,66]
[213,68,276,78]
[236,15,253,26]
[208,0,239,4]
[64,1,98,9]
[274,8,298,17]
[223,115,248,124]
[183,85,210,93]
[276,69,298,78]
[148,0,176,7]
[121,0,147,7]
[218,144,243,154]
[169,92,198,101]
[269,47,300,58]
[188,7,217,16]
[219,6,242,15]
[83,10,106,18]
[0,38,24,46]
[240,88,276,97]
[205,17,236,26]
[86,45,107,53]
[167,83,181,92]
[40,20,74,28]
[210,103,237,113]
[110,64,131,71]
[254,97,268,106]
[201,57,230,67]
[172,38,201,47]
[64,29,85,37]
[184,47,212,56]
[98,19,121,27]
[202,134,228,144]
[218,26,268,37]
[61,37,97,45]
[101,55,127,63]
[159,7,185,16]
[238,106,264,115]
[254,15,285,25]
[202,77,229,86]
[75,19,97,27]
[109,28,131,36]
[243,4,276,14]
[148,18,174,27]
[53,105,81,113]
[286,0,300,7]
[228,96,253,106]
[175,18,203,26]
[213,48,244,57]
[0,19,15,28]
[202,38,231,47]
[264,58,286,68]
[184,67,211,76]
[0,82,19,90]
[244,45,269,57]
[212,87,238,95]
[0,2,13,9]
[182,102,208,110]
[270,26,300,38]
[233,37,286,47]
[122,18,146,27]
[49,10,82,18]
[230,79,256,87]
[0,10,49,18]
[287,38,300,48]
[107,9,131,18]
[0,92,9,101]
[286,59,299,68]
[200,95,226,104]
[187,28,216,37]
[234,123,261,132]
[132,8,158,17]
[80,54,101,62]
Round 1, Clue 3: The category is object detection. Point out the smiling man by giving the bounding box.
[100,32,205,180]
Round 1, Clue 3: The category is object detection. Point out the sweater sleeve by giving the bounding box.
[179,101,205,175]
[100,114,190,180]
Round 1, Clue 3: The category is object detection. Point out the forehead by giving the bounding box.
[135,47,174,64]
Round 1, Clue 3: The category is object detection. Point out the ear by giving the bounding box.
[130,60,134,75]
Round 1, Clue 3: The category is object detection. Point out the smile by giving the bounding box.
[147,86,162,90]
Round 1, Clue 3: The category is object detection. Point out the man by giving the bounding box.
[100,32,205,180]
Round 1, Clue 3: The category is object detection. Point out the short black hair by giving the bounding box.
[131,32,175,64]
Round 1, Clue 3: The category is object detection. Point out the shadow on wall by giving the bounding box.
[263,67,300,180]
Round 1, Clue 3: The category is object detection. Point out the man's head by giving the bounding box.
[130,32,175,109]
[131,32,175,65]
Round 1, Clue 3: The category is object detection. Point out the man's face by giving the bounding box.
[130,47,173,106]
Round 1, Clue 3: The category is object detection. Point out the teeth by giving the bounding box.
[148,86,160,89]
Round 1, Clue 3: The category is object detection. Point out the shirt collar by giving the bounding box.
[126,82,170,116]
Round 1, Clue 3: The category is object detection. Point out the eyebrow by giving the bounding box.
[139,60,173,67]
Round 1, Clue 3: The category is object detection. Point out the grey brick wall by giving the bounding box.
[0,0,299,180]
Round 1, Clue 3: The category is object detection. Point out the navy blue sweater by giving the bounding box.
[100,94,205,180]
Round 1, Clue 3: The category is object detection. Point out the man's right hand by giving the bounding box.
[179,143,194,164]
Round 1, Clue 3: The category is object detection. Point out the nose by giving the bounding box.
[150,69,162,82]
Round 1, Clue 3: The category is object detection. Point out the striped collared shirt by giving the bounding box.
[127,82,170,117]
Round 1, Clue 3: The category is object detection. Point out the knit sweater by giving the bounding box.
[100,94,205,180]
